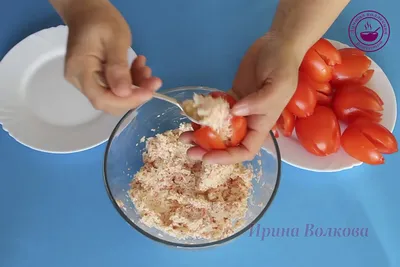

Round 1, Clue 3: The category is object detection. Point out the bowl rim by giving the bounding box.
[103,86,282,248]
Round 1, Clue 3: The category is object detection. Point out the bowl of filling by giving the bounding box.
[103,86,281,248]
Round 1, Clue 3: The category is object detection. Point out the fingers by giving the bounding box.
[187,147,208,161]
[179,131,208,160]
[203,116,267,164]
[231,85,273,116]
[105,42,133,97]
[130,55,162,91]
[178,115,268,164]
[138,77,163,92]
[65,56,154,116]
[131,55,151,85]
[179,131,194,144]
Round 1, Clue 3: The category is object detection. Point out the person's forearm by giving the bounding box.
[49,0,109,24]
[270,0,350,58]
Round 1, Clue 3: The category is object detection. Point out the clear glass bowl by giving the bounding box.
[103,86,281,248]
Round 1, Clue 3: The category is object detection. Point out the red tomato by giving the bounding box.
[227,116,248,146]
[332,51,372,84]
[271,124,279,138]
[316,92,333,106]
[311,38,341,66]
[295,106,341,156]
[286,75,317,118]
[307,78,332,95]
[302,73,332,106]
[341,124,384,165]
[338,69,374,86]
[193,126,227,150]
[209,91,237,108]
[300,49,332,83]
[338,48,365,57]
[191,122,201,131]
[332,85,383,123]
[356,69,374,85]
[277,108,295,137]
[351,119,398,154]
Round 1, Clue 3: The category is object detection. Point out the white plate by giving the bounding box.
[0,25,136,153]
[263,39,397,172]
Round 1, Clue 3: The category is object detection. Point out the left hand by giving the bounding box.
[180,33,304,164]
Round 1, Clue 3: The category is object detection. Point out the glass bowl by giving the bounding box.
[103,86,281,248]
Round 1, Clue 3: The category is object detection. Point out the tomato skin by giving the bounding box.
[191,122,201,131]
[277,108,295,137]
[332,85,383,123]
[302,73,332,106]
[338,69,374,86]
[193,126,226,150]
[209,91,237,108]
[351,119,398,154]
[295,106,341,156]
[300,49,332,83]
[312,38,342,65]
[341,124,384,165]
[271,124,279,138]
[316,92,333,106]
[227,116,248,146]
[338,48,365,57]
[306,78,332,95]
[286,75,317,118]
[332,52,371,84]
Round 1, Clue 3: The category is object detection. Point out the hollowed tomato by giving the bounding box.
[332,85,383,123]
[311,38,342,66]
[332,49,373,85]
[341,119,398,165]
[295,106,341,156]
[286,74,317,118]
[277,108,295,137]
[191,92,248,150]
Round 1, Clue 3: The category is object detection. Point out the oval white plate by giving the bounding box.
[263,39,397,172]
[0,25,136,153]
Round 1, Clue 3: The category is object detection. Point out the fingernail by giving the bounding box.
[113,85,131,97]
[187,153,203,161]
[231,104,249,116]
[178,136,192,144]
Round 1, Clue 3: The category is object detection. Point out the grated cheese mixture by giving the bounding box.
[128,123,254,240]
[182,93,232,140]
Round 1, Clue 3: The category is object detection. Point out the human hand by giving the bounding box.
[61,0,161,115]
[180,33,304,164]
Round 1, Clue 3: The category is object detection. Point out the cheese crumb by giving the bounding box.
[129,123,254,240]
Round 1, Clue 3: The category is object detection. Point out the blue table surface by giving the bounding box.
[1,0,399,266]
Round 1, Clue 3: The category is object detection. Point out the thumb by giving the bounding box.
[105,43,133,97]
[231,85,272,116]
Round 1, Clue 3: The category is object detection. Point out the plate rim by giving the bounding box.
[0,25,136,154]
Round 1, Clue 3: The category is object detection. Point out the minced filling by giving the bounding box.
[128,123,253,240]
[182,94,232,140]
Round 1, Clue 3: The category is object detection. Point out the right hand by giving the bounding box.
[63,0,162,115]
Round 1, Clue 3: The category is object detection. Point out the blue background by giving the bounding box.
[0,0,399,266]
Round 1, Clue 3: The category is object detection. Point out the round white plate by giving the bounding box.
[0,25,136,153]
[263,39,397,172]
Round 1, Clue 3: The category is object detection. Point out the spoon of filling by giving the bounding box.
[152,92,205,125]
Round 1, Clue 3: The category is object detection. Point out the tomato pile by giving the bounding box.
[275,38,398,165]
[191,91,248,150]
